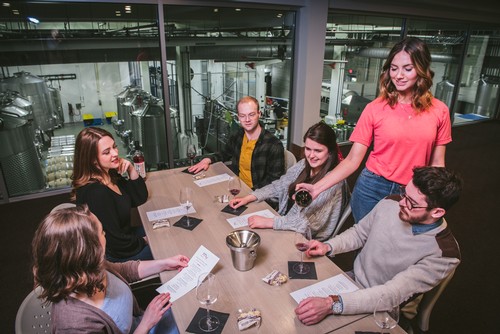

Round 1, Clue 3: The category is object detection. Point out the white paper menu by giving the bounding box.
[290,274,359,303]
[193,173,231,187]
[156,245,219,302]
[146,205,196,222]
[226,209,276,228]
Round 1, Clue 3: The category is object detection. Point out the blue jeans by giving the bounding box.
[351,167,401,223]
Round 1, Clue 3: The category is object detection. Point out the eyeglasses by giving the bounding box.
[399,186,428,210]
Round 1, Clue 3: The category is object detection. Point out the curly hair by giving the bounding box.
[70,127,119,201]
[412,166,463,211]
[32,205,106,303]
[378,37,434,112]
[288,122,340,198]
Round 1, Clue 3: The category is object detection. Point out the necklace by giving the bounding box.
[399,102,414,120]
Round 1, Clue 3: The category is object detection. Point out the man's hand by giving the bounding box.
[306,240,330,257]
[229,194,256,209]
[188,158,211,174]
[295,296,333,325]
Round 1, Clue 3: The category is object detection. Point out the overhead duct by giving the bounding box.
[357,47,457,63]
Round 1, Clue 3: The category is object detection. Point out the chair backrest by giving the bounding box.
[416,269,456,332]
[15,287,52,334]
[284,149,297,171]
[331,181,352,238]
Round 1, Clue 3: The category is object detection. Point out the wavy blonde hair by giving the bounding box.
[32,205,105,303]
[378,37,434,112]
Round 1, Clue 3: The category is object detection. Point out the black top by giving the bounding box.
[76,176,148,259]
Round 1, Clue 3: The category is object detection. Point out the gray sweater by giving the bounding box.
[51,261,142,333]
[326,196,460,314]
[252,159,346,241]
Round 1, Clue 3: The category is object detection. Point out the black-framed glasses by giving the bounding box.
[399,186,428,210]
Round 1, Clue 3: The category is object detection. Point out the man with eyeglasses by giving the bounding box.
[294,166,462,326]
[189,96,285,189]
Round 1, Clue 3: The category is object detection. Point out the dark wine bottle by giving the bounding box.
[132,141,146,178]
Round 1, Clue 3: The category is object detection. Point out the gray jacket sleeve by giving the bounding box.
[252,160,345,241]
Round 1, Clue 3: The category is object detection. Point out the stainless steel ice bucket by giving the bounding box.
[226,230,261,271]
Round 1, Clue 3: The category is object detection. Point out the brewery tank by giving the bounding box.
[435,77,455,109]
[48,86,64,126]
[0,71,57,132]
[0,114,46,196]
[115,86,140,134]
[474,74,500,117]
[132,96,169,167]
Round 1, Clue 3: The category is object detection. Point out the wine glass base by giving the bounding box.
[198,315,220,332]
[292,262,310,275]
[183,217,191,228]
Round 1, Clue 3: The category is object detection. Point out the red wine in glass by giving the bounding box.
[295,242,309,252]
[229,189,240,196]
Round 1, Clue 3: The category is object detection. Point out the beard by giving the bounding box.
[398,207,430,225]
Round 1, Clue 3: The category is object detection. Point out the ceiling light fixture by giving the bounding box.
[27,16,39,24]
[2,2,10,7]
[214,8,218,13]
[235,8,241,12]
[12,9,19,15]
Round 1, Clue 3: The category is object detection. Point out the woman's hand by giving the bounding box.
[135,293,172,334]
[247,215,273,229]
[295,183,319,200]
[229,194,256,209]
[118,157,140,179]
[164,254,190,271]
[188,158,211,174]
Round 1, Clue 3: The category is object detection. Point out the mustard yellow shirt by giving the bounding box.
[239,135,257,188]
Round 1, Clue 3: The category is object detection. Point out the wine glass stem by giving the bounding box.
[300,252,304,271]
[186,207,190,226]
[206,306,212,330]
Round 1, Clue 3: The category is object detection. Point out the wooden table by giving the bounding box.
[330,314,408,333]
[137,162,404,333]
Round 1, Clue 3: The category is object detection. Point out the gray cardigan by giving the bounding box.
[51,261,142,333]
[252,159,346,241]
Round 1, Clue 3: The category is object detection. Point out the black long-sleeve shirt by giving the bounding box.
[76,177,148,259]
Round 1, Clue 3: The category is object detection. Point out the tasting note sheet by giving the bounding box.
[193,173,231,187]
[226,209,276,228]
[290,274,359,303]
[146,205,196,222]
[156,245,220,302]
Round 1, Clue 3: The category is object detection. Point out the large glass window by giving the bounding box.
[163,5,295,168]
[0,2,162,200]
[453,26,500,124]
[323,12,499,142]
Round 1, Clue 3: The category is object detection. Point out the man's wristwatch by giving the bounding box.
[329,295,343,315]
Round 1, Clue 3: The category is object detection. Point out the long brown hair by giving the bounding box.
[32,205,106,303]
[378,37,434,112]
[288,122,340,198]
[71,127,119,200]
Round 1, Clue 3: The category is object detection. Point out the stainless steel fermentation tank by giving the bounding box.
[115,87,179,166]
[474,75,500,118]
[48,86,64,127]
[0,114,45,196]
[0,71,57,132]
[435,77,455,109]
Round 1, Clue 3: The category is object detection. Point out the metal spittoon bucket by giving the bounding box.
[226,230,261,271]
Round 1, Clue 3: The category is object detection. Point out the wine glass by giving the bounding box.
[179,187,194,227]
[228,177,241,199]
[293,225,312,275]
[374,297,400,332]
[196,272,220,332]
[187,144,197,166]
